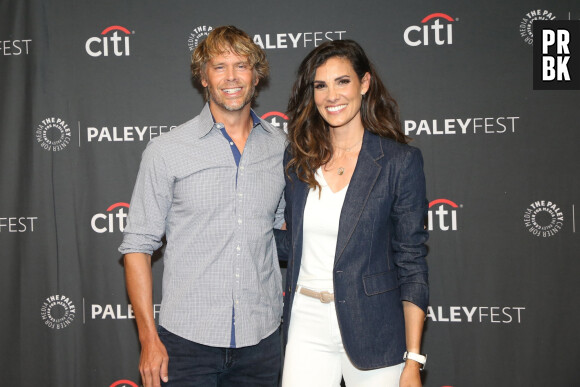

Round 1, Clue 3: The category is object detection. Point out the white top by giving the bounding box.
[297,167,348,291]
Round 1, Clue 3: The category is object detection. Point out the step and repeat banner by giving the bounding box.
[1,1,579,386]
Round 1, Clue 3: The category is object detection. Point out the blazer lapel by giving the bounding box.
[335,131,384,264]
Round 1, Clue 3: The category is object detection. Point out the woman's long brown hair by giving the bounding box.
[286,39,408,191]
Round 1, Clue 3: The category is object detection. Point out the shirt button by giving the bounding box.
[230,141,234,146]
[235,274,240,278]
[238,219,242,224]
[236,246,241,251]
[240,166,244,170]
[216,123,224,129]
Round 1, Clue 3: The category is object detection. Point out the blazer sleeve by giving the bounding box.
[274,146,293,262]
[390,146,429,313]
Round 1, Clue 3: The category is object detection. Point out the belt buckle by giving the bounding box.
[319,291,333,303]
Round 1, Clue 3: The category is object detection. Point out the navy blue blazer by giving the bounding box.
[277,130,429,369]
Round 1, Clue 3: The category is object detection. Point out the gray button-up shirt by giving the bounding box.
[119,103,287,348]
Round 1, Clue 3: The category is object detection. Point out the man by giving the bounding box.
[119,25,286,387]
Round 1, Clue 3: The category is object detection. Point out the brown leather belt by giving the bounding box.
[298,286,335,303]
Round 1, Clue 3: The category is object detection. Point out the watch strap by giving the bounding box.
[403,351,427,370]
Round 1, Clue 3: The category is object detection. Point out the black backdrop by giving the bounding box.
[1,1,579,386]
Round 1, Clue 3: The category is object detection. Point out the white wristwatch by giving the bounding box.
[403,351,427,370]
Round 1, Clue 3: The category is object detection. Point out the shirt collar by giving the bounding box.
[196,102,271,139]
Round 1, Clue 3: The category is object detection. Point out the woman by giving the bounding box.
[280,40,429,387]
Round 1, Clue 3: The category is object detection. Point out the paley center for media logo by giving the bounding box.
[519,9,556,45]
[188,25,213,51]
[404,12,457,47]
[91,202,129,233]
[533,20,580,90]
[404,116,520,136]
[524,200,564,237]
[86,25,133,57]
[261,111,288,133]
[35,117,72,151]
[428,198,461,231]
[41,294,76,329]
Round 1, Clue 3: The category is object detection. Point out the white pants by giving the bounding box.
[282,289,404,387]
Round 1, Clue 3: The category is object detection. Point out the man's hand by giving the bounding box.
[139,336,169,387]
[399,360,422,387]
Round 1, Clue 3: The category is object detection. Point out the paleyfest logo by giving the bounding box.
[1,38,31,56]
[253,30,347,50]
[41,294,76,329]
[35,117,71,152]
[520,9,556,45]
[524,200,564,237]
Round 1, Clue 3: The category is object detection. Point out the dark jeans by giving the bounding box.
[158,325,281,387]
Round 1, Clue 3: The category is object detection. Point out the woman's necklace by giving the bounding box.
[327,137,363,175]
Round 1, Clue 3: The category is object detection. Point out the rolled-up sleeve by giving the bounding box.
[390,147,429,313]
[119,142,174,255]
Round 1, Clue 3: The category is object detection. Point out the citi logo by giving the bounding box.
[428,198,460,231]
[261,111,288,133]
[91,202,129,233]
[85,26,132,57]
[404,13,455,46]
